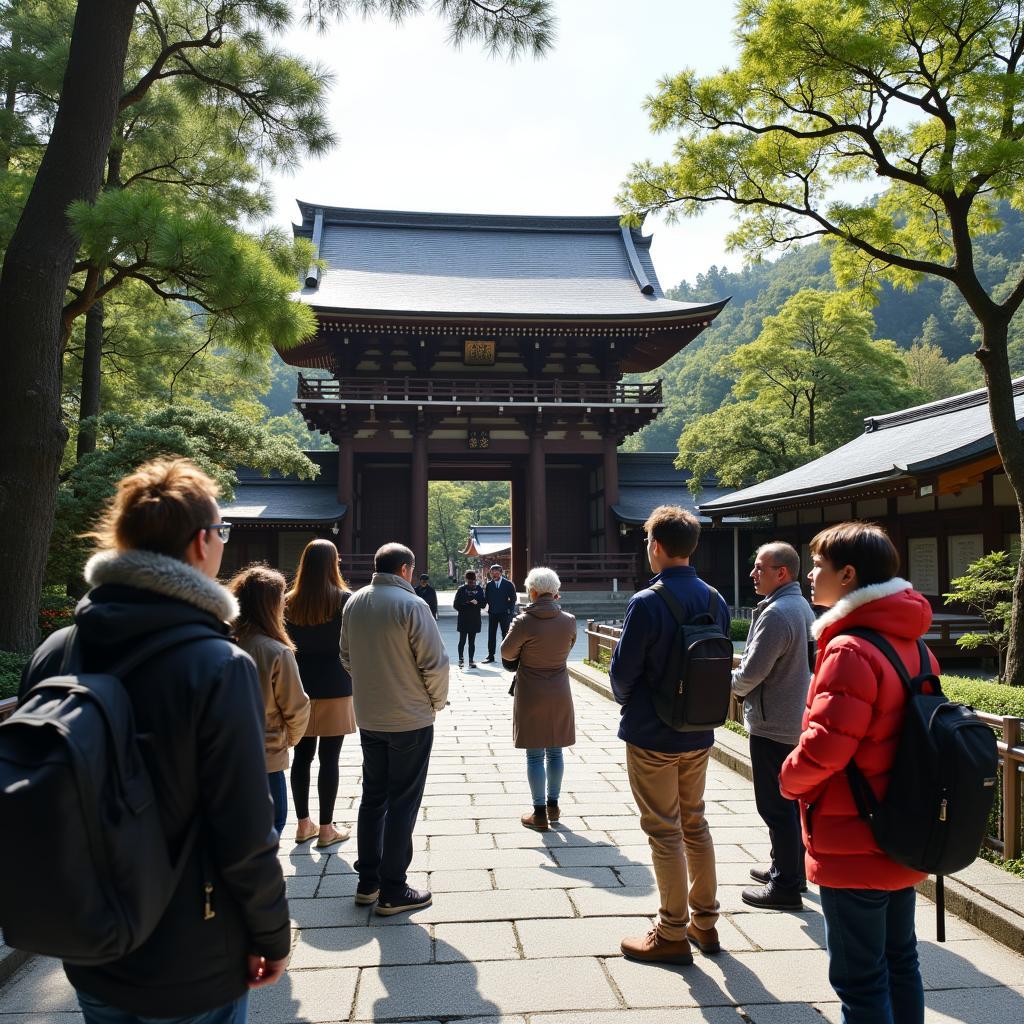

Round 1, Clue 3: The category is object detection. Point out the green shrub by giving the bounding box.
[38,591,76,639]
[723,719,749,738]
[731,619,751,641]
[941,676,1024,718]
[0,651,28,700]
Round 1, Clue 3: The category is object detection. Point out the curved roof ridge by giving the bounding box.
[865,377,1024,432]
[295,200,645,236]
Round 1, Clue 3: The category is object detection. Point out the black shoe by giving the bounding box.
[375,887,432,916]
[354,882,380,905]
[482,656,495,663]
[469,661,477,668]
[749,867,808,892]
[741,883,804,911]
[458,660,463,668]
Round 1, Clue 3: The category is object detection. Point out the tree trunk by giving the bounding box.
[976,316,1024,686]
[0,0,137,654]
[76,284,104,461]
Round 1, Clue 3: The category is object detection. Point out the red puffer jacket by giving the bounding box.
[779,578,938,890]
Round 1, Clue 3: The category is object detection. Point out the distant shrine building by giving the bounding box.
[224,204,729,588]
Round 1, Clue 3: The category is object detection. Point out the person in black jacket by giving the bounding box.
[482,564,518,663]
[453,570,485,668]
[20,458,288,1024]
[415,573,438,619]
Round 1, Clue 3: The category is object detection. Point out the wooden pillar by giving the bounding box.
[528,429,547,567]
[603,437,620,555]
[337,434,354,557]
[511,467,528,586]
[411,427,428,572]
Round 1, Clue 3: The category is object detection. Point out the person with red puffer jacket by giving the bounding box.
[780,521,937,1024]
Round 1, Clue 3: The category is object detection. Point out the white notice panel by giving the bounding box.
[947,533,985,583]
[908,537,939,596]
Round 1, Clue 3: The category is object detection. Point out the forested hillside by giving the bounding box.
[624,202,1024,453]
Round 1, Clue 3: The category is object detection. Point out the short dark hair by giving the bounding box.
[375,542,415,575]
[809,521,899,587]
[644,505,701,559]
[465,570,476,580]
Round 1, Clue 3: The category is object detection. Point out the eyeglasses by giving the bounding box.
[751,564,783,574]
[205,522,231,543]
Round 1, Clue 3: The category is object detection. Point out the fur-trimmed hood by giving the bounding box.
[812,577,932,643]
[84,548,238,624]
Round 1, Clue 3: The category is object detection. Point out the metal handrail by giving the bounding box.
[297,374,662,406]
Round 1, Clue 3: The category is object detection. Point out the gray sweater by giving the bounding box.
[731,581,815,745]
[340,573,450,732]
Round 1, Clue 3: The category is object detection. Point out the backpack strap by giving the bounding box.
[650,581,687,626]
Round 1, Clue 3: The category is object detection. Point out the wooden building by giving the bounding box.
[266,203,727,585]
[699,381,1024,611]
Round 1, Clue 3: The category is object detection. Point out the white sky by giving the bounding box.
[268,0,743,290]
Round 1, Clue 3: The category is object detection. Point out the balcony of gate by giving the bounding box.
[297,375,663,413]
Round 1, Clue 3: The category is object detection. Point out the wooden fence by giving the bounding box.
[584,619,1024,861]
[0,696,17,723]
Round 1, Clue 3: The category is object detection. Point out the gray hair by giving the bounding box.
[524,566,561,598]
[757,541,800,582]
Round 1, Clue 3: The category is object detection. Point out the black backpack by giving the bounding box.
[840,627,998,941]
[650,582,734,732]
[0,623,220,964]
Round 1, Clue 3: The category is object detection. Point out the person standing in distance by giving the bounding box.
[481,563,517,663]
[610,505,730,966]
[341,543,449,915]
[453,569,485,668]
[415,573,438,620]
[19,458,289,1024]
[731,542,815,911]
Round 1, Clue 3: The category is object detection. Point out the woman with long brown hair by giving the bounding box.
[229,564,310,838]
[285,539,356,848]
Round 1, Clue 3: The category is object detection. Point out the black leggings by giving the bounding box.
[290,734,344,824]
[457,631,477,661]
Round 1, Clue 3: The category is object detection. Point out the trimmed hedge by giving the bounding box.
[0,651,27,700]
[731,619,751,641]
[942,676,1024,718]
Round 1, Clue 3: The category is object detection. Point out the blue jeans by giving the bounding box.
[77,990,248,1024]
[356,725,433,898]
[526,747,564,805]
[820,886,923,1024]
[268,770,287,836]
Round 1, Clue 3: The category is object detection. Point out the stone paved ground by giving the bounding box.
[3,658,1023,1023]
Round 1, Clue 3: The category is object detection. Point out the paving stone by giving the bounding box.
[284,874,321,899]
[919,939,1024,989]
[492,866,620,889]
[475,816,589,833]
[413,847,556,871]
[730,909,825,950]
[494,829,613,849]
[517,915,653,957]
[548,844,653,868]
[435,922,520,962]
[428,833,497,850]
[250,966,358,1023]
[353,956,619,1018]
[606,948,837,1007]
[426,869,494,892]
[569,886,659,916]
[314,873,360,898]
[372,888,576,925]
[289,896,373,928]
[531,1011,739,1024]
[0,959,78,1013]
[744,1002,835,1022]
[290,924,431,968]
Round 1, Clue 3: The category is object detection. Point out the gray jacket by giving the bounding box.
[340,573,449,732]
[731,581,815,745]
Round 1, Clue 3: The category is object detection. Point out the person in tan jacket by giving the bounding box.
[501,567,577,832]
[340,542,449,916]
[230,565,310,837]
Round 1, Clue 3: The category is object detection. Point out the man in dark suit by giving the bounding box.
[482,564,517,663]
[415,573,438,619]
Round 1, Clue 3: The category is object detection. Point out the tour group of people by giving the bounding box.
[17,456,937,1024]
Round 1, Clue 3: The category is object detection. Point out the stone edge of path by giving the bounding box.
[567,661,1024,958]
[0,942,30,989]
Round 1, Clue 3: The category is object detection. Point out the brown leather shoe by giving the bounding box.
[620,927,693,965]
[686,922,721,954]
[521,809,549,831]
[546,802,560,822]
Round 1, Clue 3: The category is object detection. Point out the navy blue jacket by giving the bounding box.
[484,576,517,618]
[610,565,732,754]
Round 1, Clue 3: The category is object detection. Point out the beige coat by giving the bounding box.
[340,573,450,732]
[501,598,577,749]
[237,632,311,772]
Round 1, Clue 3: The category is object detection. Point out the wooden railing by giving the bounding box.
[582,619,1024,862]
[545,552,639,585]
[340,554,377,584]
[298,375,662,407]
[0,696,16,723]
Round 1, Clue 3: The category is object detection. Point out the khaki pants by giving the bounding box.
[626,743,719,940]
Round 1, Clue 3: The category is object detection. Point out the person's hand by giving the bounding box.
[247,953,288,988]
